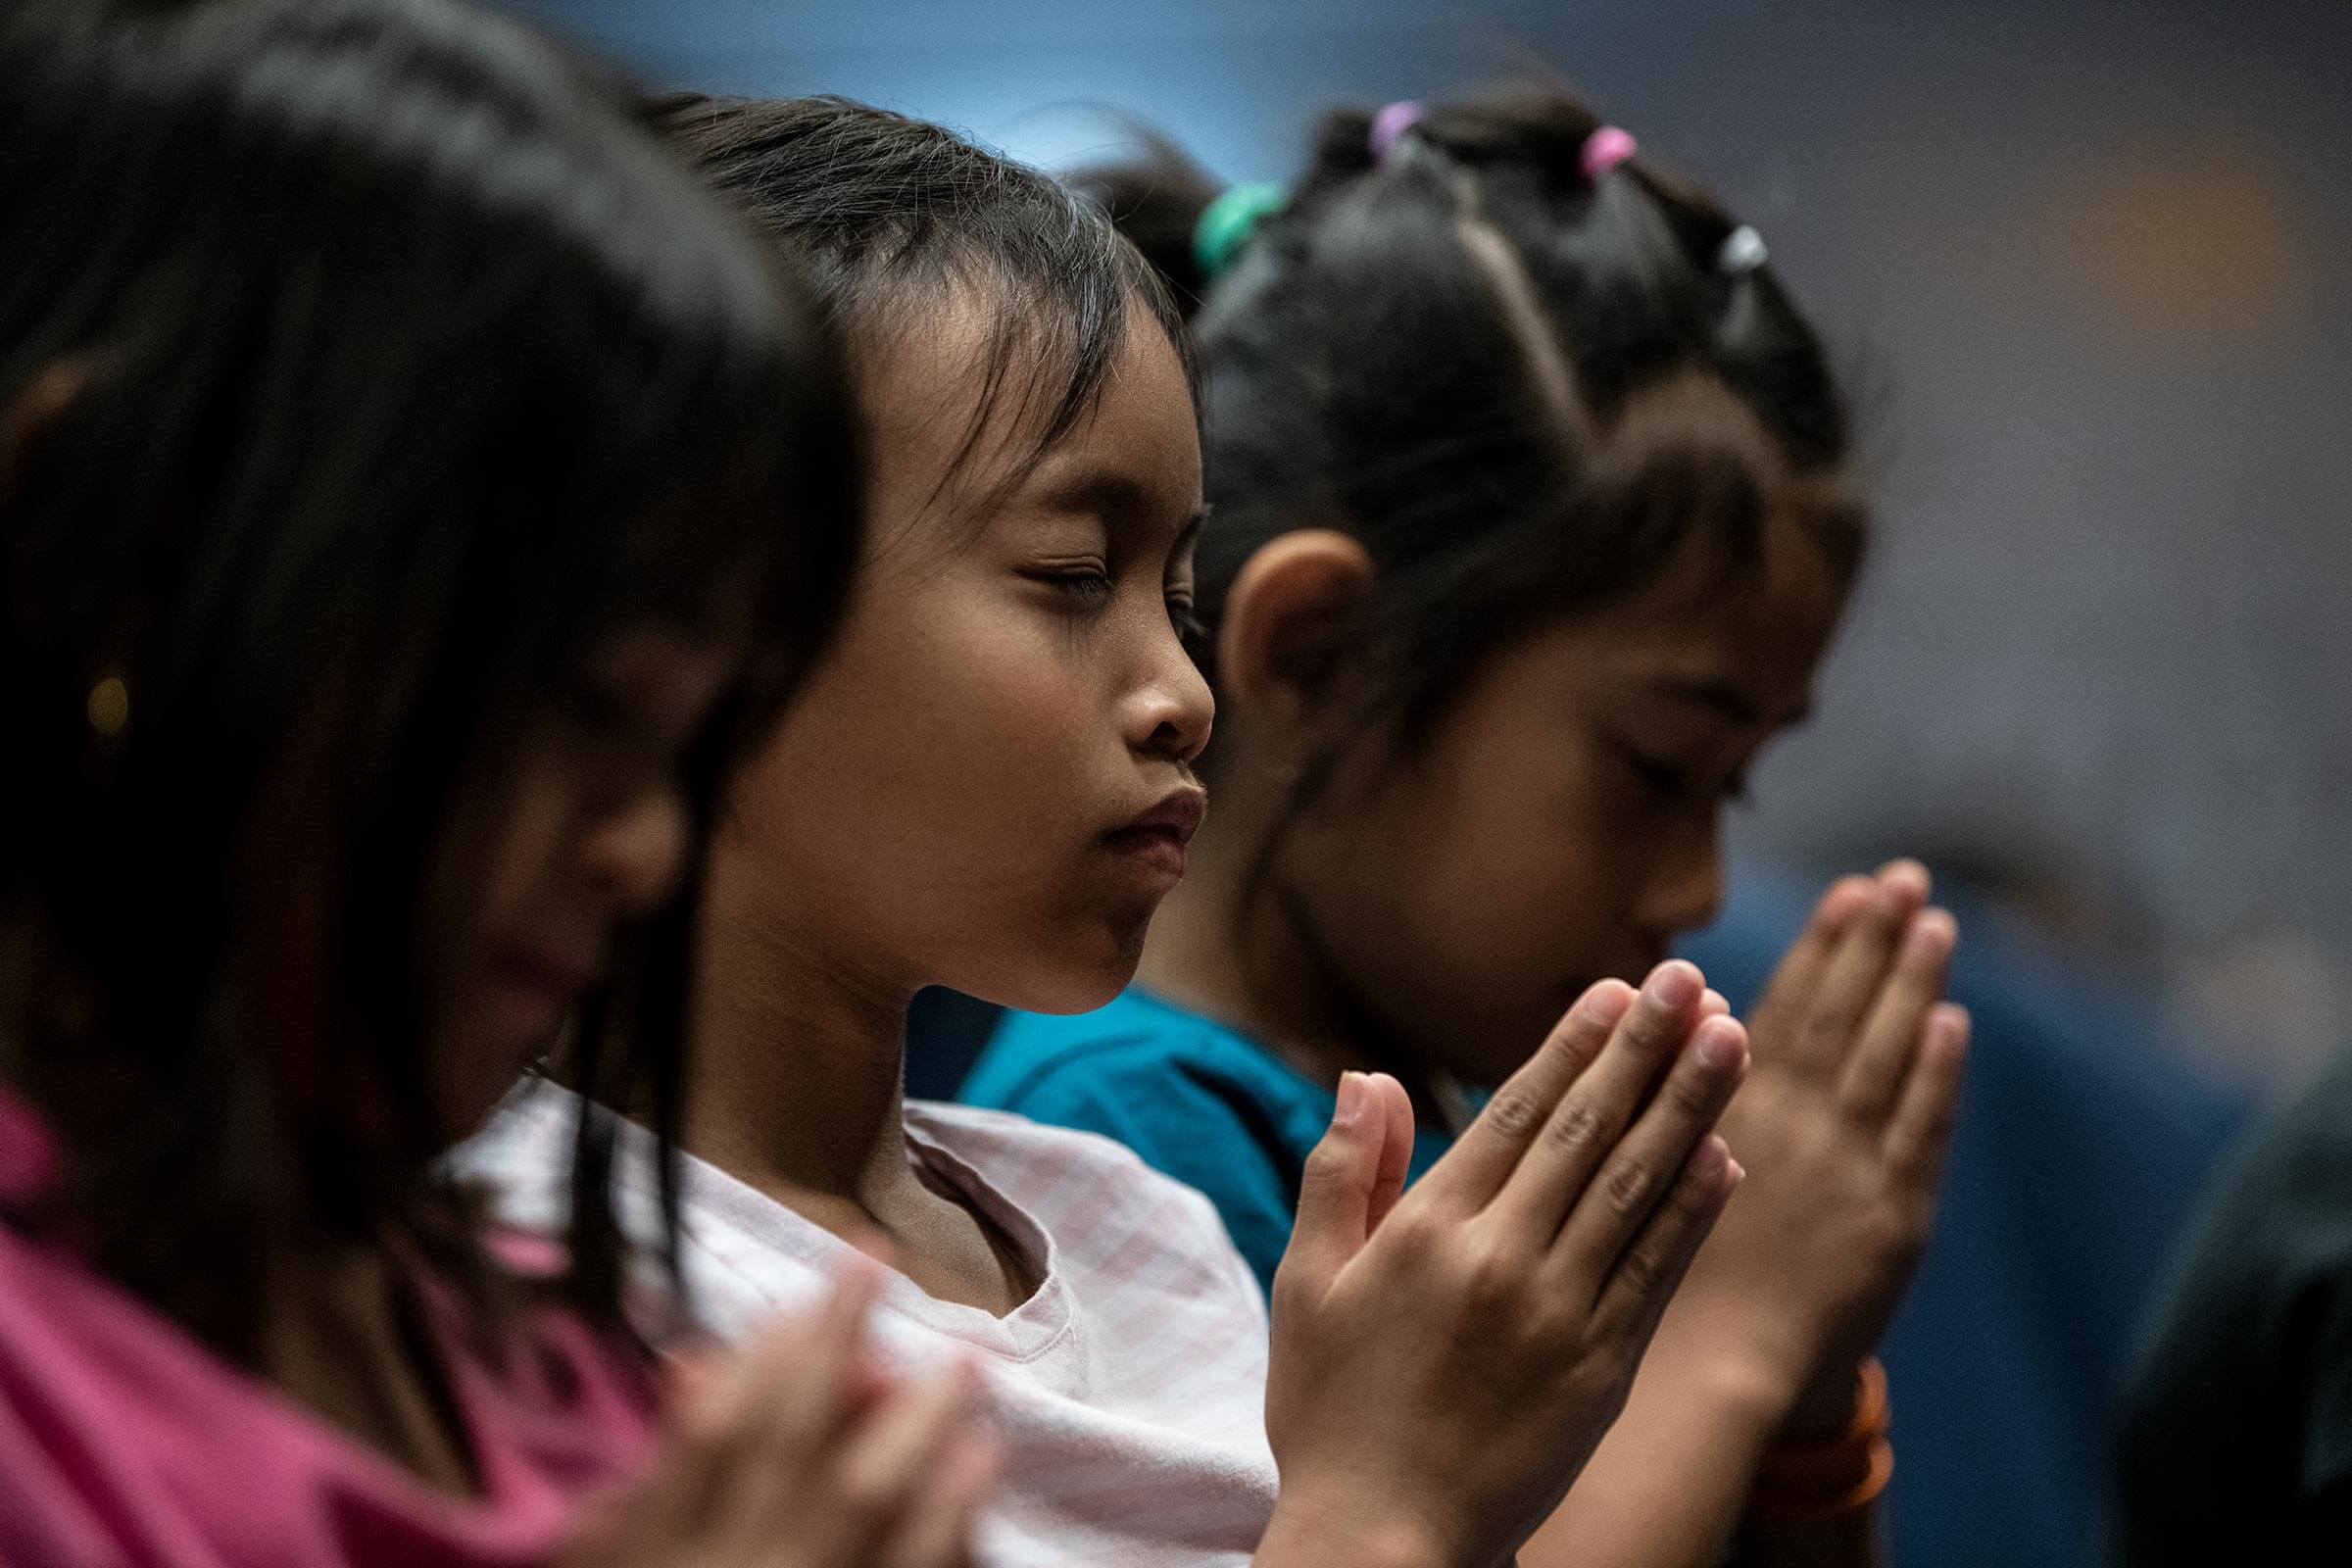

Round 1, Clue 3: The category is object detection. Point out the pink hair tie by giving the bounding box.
[1369,100,1424,161]
[1579,124,1637,180]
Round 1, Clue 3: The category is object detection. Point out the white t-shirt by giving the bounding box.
[457,1080,1280,1568]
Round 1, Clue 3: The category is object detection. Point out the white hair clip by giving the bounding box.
[1718,224,1768,275]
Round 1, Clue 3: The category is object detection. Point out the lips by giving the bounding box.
[1102,785,1207,881]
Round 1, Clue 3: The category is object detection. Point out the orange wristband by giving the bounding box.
[1744,1357,1894,1527]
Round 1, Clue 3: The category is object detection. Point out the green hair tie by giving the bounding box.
[1192,181,1287,281]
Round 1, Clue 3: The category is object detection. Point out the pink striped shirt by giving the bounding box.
[462,1081,1281,1568]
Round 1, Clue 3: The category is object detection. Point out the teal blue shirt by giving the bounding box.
[962,988,1450,1294]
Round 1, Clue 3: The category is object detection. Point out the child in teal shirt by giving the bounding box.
[963,86,1974,1568]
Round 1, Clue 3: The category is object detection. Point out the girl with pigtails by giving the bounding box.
[969,87,1968,1566]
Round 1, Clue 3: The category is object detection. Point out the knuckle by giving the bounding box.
[1563,1359,1633,1423]
[1299,1139,1351,1186]
[1377,1204,1428,1247]
[1448,1234,1520,1309]
[1268,1274,1305,1326]
[1613,1237,1667,1299]
[1668,1064,1723,1118]
[1602,1156,1654,1216]
[1482,1087,1545,1142]
[1542,1096,1605,1159]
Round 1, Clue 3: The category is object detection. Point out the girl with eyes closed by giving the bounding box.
[464,94,1753,1568]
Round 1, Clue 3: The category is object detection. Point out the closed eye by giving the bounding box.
[1024,564,1115,605]
[1620,744,1750,808]
[1621,747,1690,798]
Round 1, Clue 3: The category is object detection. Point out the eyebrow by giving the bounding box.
[1652,676,1810,730]
[1034,466,1208,549]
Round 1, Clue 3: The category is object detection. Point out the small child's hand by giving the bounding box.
[1258,960,1747,1568]
[1658,859,1969,1439]
[561,1264,998,1568]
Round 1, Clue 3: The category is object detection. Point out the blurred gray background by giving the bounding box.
[510,0,2352,1092]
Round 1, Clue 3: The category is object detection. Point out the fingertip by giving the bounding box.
[1929,1001,1972,1052]
[1905,906,1958,961]
[1333,1070,1366,1129]
[1819,875,1877,927]
[1699,987,1731,1019]
[1693,1013,1748,1074]
[1693,1131,1732,1182]
[1878,858,1932,907]
[1645,958,1704,1010]
[1580,977,1639,1026]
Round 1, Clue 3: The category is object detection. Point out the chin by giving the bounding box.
[965,914,1149,1017]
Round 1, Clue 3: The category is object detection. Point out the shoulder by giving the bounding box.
[906,1101,1250,1272]
[906,1099,1210,1209]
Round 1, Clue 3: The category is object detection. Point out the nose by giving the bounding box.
[581,782,692,919]
[1125,620,1215,766]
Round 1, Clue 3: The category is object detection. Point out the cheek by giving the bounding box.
[1286,736,1655,1062]
[442,760,572,960]
[1404,747,1641,976]
[727,581,1147,990]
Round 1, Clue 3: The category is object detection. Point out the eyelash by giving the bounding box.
[1622,747,1750,807]
[1035,565,1115,604]
[1034,566,1201,639]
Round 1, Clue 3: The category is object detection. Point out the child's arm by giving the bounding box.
[560,1263,996,1568]
[1250,962,1749,1568]
[1518,863,1966,1568]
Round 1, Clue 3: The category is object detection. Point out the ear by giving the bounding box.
[1215,528,1374,732]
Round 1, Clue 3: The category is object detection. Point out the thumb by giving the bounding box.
[1276,1072,1389,1302]
[1363,1072,1415,1234]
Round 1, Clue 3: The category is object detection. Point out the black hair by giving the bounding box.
[644,93,1192,517]
[0,0,859,1357]
[1080,86,1865,778]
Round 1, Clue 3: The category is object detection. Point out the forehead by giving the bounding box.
[856,288,1200,552]
[1537,511,1852,711]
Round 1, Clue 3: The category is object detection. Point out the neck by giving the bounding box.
[685,855,917,1219]
[683,846,1040,1314]
[1137,770,1430,1107]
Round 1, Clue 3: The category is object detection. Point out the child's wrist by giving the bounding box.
[1778,1355,1872,1444]
[1643,1329,1814,1446]
[1745,1357,1894,1528]
[1259,1489,1455,1568]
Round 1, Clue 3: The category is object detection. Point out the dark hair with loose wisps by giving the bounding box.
[0,0,858,1357]
[646,92,1192,516]
[1081,86,1865,783]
